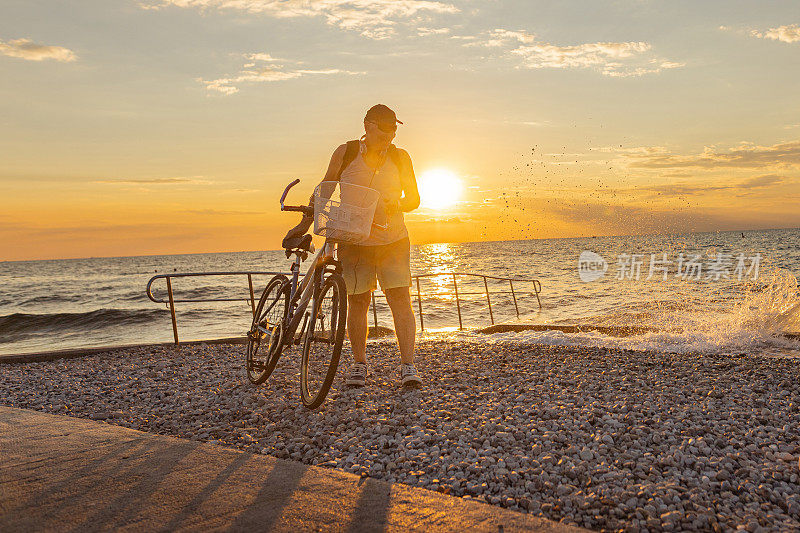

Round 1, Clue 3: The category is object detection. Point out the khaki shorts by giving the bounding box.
[338,237,411,295]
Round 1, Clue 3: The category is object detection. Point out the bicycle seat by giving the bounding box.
[282,233,314,253]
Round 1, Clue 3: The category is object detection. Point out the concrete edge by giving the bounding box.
[0,337,246,364]
[0,326,398,365]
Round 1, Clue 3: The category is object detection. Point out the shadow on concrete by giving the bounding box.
[163,453,251,531]
[346,477,393,532]
[226,457,308,531]
[69,441,199,533]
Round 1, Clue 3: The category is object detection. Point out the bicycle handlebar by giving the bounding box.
[280,179,300,209]
[283,205,314,215]
[280,179,314,216]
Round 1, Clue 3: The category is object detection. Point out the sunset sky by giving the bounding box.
[2,0,799,260]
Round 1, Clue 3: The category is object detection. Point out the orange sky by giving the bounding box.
[2,1,800,260]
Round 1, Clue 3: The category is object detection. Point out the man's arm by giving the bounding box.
[323,143,347,182]
[397,149,420,212]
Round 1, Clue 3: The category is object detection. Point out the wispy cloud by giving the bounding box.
[244,52,284,63]
[95,177,211,184]
[200,53,363,95]
[185,208,261,215]
[625,140,800,169]
[142,0,459,39]
[467,29,683,77]
[750,23,800,43]
[0,38,76,62]
[417,26,450,37]
[636,174,790,198]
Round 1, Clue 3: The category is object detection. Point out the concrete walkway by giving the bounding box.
[0,407,583,532]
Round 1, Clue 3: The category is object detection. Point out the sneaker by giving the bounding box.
[400,364,422,388]
[345,362,367,387]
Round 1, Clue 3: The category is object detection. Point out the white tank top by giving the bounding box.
[339,143,408,246]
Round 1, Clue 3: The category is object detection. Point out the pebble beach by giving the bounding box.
[1,340,798,532]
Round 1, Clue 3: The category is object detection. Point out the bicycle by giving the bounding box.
[245,179,349,409]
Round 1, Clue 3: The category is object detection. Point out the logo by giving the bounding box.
[578,251,608,282]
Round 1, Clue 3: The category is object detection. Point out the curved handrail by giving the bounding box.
[146,271,292,304]
[413,272,540,283]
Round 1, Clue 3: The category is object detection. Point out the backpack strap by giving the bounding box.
[335,141,407,180]
[335,140,360,181]
[387,144,406,176]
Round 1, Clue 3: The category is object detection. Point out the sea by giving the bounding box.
[1,228,799,357]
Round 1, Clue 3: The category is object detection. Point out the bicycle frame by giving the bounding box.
[282,240,338,345]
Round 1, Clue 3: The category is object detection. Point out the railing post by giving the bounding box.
[453,273,463,330]
[247,274,256,318]
[483,276,494,325]
[533,280,542,309]
[415,277,424,331]
[371,291,379,330]
[510,279,519,318]
[166,276,179,345]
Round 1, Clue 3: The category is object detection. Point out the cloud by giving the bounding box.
[0,38,76,62]
[634,174,790,198]
[200,52,363,94]
[750,24,800,43]
[417,26,451,36]
[95,177,211,184]
[626,140,800,169]
[467,29,683,77]
[142,0,458,39]
[595,145,669,155]
[185,208,262,215]
[245,52,284,62]
[738,173,786,188]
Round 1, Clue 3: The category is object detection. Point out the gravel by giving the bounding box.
[1,340,799,532]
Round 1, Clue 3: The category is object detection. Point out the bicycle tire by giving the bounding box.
[300,272,347,409]
[245,274,290,385]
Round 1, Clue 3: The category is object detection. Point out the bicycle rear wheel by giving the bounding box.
[300,273,347,408]
[246,274,289,385]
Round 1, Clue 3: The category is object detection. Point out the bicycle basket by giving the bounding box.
[313,181,380,243]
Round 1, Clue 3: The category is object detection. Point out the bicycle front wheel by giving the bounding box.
[300,273,347,409]
[246,274,289,385]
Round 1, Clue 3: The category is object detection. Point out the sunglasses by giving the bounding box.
[367,120,398,134]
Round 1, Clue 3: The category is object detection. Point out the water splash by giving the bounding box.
[737,268,800,335]
[461,266,800,356]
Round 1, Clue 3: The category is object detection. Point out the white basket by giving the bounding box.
[313,181,380,243]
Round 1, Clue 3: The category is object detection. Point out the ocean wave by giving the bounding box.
[16,294,84,306]
[0,308,168,343]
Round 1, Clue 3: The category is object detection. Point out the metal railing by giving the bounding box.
[147,271,542,344]
[389,272,542,331]
[146,271,288,345]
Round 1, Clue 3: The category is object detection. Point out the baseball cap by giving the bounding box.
[365,104,403,125]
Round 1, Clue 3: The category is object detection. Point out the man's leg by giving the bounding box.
[385,287,416,365]
[347,291,372,363]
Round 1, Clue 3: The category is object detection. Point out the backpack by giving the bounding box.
[335,140,405,181]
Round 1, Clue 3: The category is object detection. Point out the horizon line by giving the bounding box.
[2,226,798,264]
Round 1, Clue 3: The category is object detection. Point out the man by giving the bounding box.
[284,104,422,388]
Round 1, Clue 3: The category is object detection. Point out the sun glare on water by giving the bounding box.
[418,169,462,210]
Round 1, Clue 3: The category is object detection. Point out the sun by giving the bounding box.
[417,168,462,210]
